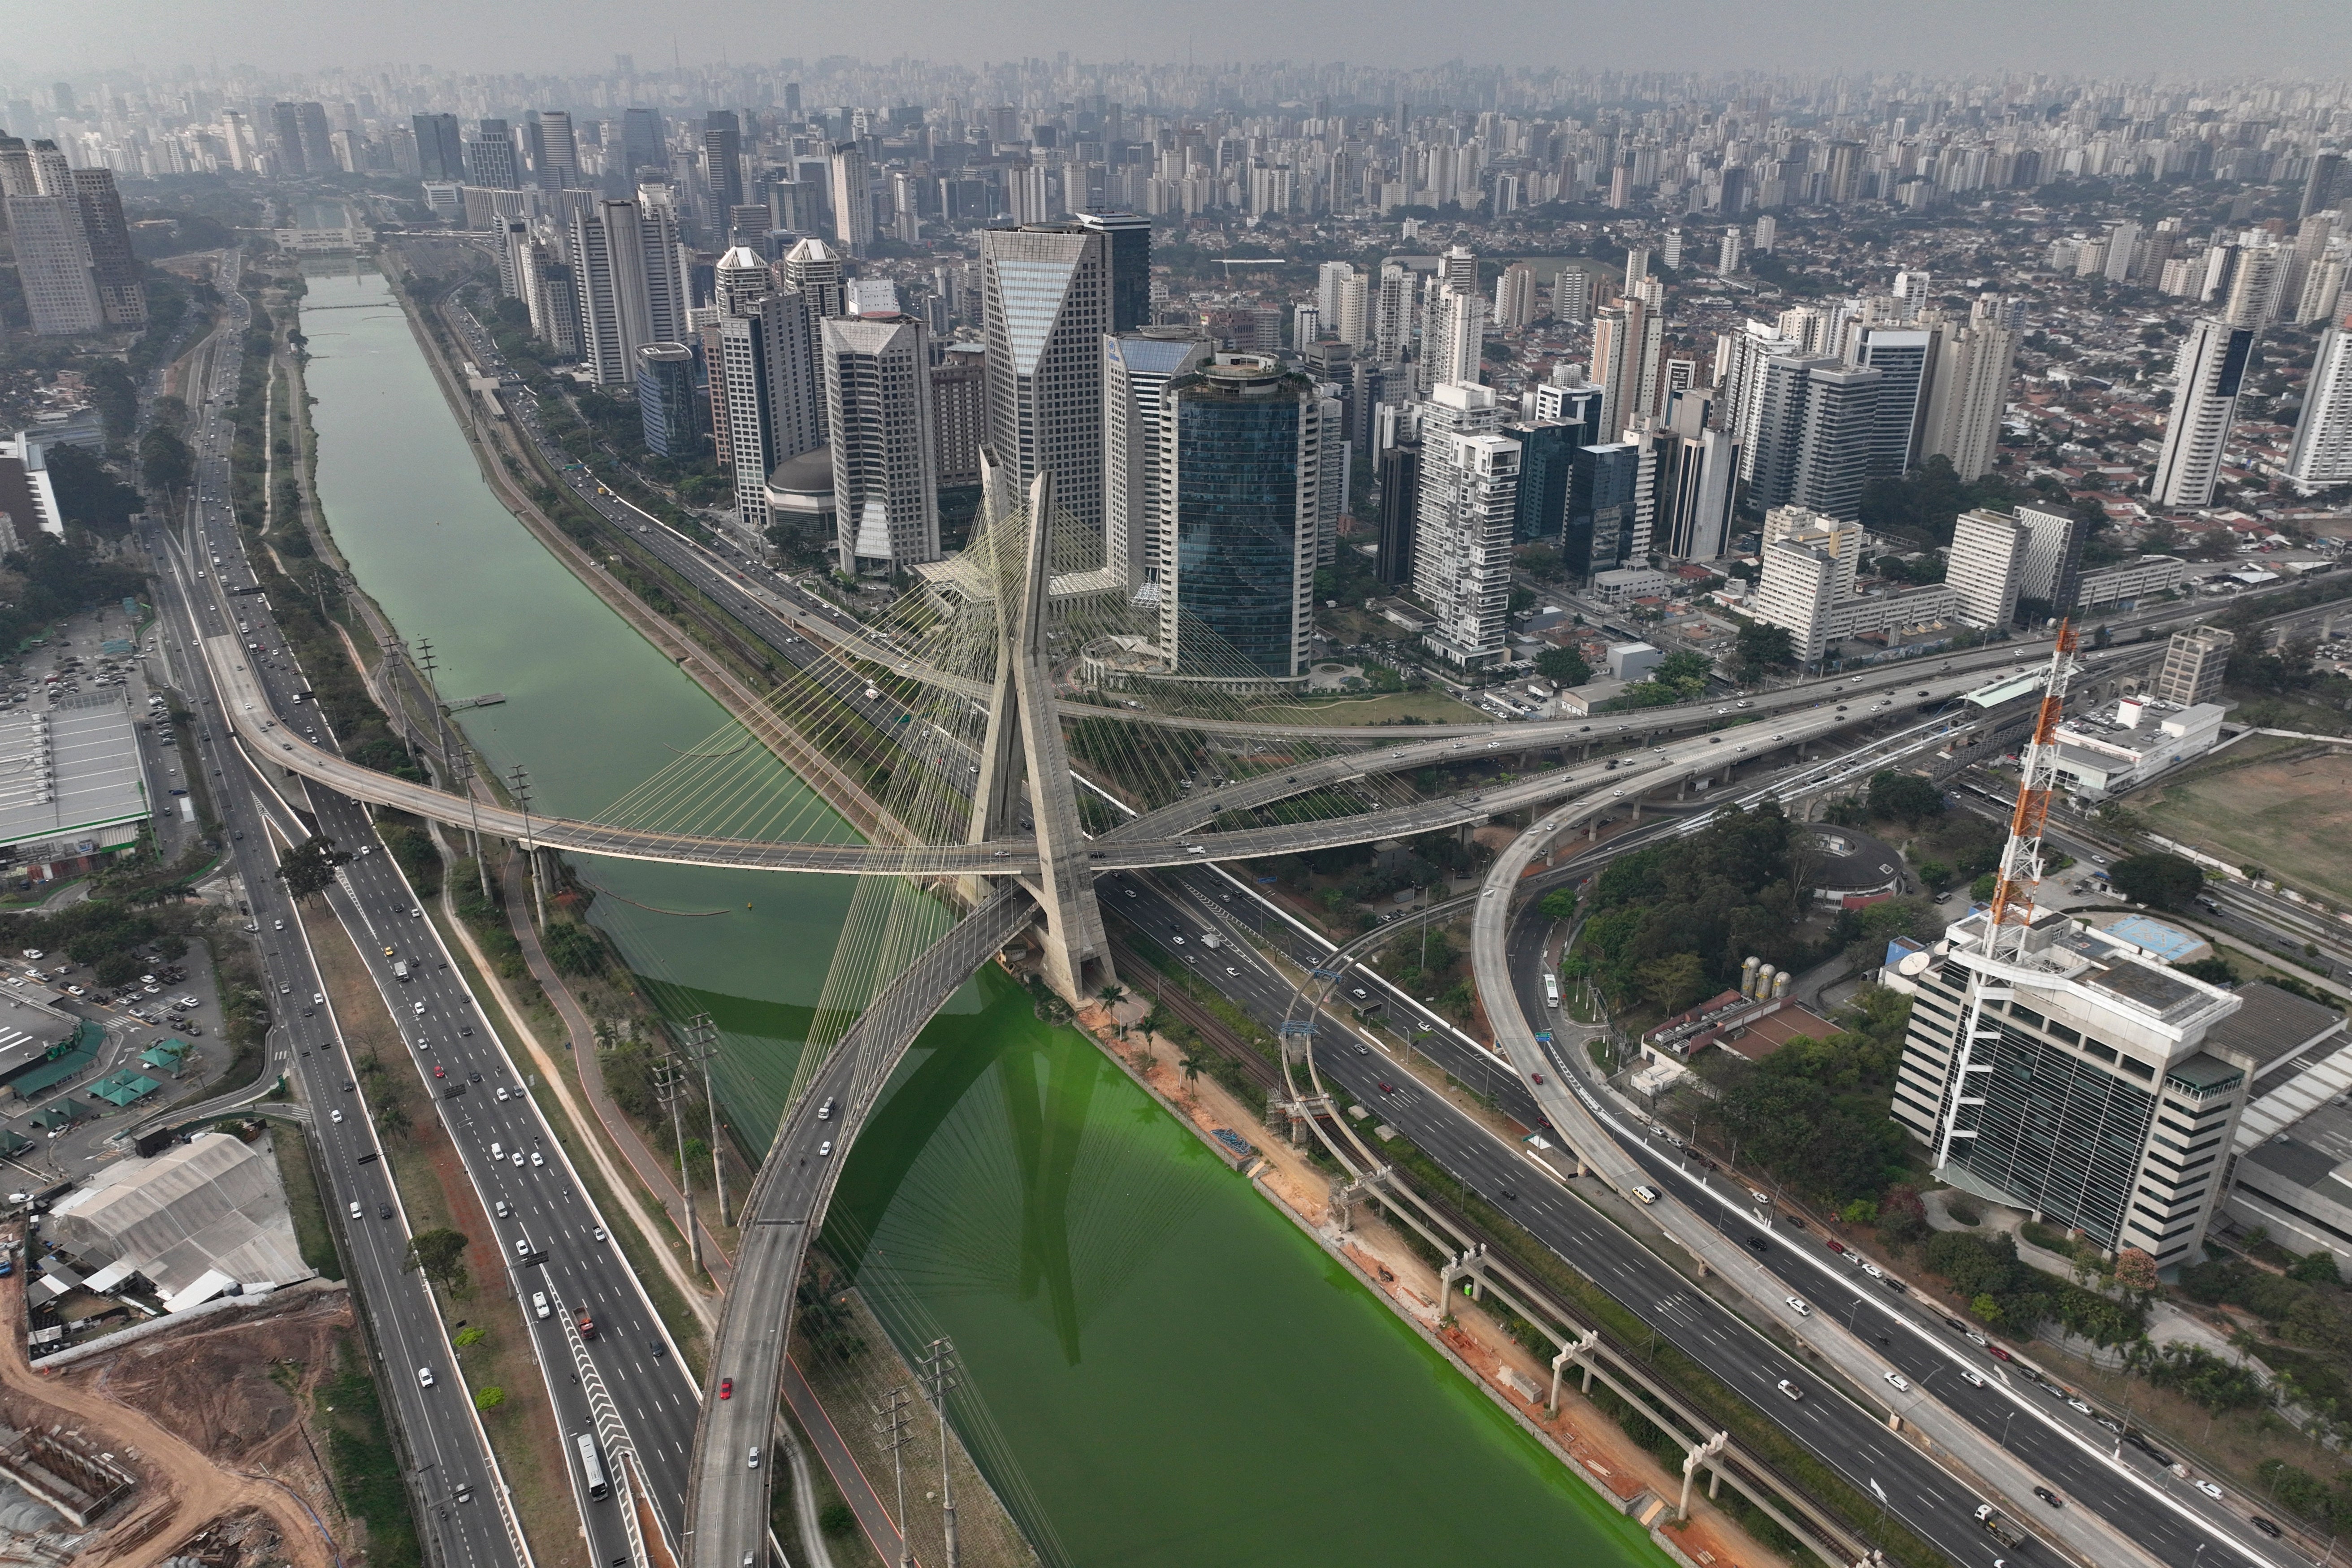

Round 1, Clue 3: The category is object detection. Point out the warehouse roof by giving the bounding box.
[0,697,149,855]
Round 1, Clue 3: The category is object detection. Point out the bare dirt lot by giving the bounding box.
[2135,736,2352,907]
[0,1268,342,1568]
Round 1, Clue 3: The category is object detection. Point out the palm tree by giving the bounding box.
[1142,1004,1173,1044]
[1177,1046,1208,1100]
[1096,983,1128,1012]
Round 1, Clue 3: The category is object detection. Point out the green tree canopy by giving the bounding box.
[276,834,354,900]
[2109,852,2204,911]
[1866,770,1945,824]
[1535,645,1591,686]
[1734,622,1798,680]
[403,1227,471,1295]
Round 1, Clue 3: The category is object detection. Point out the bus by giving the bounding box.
[1543,974,1561,1009]
[575,1433,609,1502]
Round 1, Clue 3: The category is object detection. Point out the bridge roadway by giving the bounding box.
[682,888,1038,1568]
[204,625,2025,878]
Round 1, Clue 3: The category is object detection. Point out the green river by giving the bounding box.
[296,261,1664,1568]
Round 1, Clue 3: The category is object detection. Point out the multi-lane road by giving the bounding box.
[149,273,707,1568]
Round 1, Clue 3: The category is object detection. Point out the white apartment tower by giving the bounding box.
[1103,329,1211,591]
[825,314,940,573]
[2285,311,2352,489]
[2151,317,2256,508]
[980,225,1115,548]
[1919,303,2018,482]
[1946,509,2026,630]
[1412,383,1519,668]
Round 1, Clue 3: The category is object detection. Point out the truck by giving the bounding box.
[1975,1505,2026,1550]
[393,961,411,982]
[576,1307,598,1341]
[1199,932,1223,951]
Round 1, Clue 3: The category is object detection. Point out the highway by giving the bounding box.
[131,269,531,1568]
[152,271,706,1565]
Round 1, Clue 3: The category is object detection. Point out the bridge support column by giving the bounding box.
[965,462,1114,1008]
[1678,1432,1729,1521]
[1549,1328,1601,1412]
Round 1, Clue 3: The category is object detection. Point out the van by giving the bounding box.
[531,1291,551,1320]
[348,1201,363,1220]
[1633,1186,1659,1205]
[393,961,411,981]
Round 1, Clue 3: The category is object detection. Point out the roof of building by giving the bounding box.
[2093,913,2210,965]
[2209,982,2345,1073]
[766,445,835,501]
[1715,1005,1842,1062]
[1965,670,2049,709]
[1809,826,1905,894]
[0,697,149,855]
[44,1133,309,1304]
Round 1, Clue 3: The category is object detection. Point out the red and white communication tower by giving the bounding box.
[1977,621,2081,960]
[1936,621,2079,1172]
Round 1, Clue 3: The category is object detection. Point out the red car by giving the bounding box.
[1530,1072,1546,1085]
[1988,1346,2013,1362]
[718,1377,732,1399]
[433,1064,445,1078]
[1826,1239,1846,1254]
[1377,1082,1397,1095]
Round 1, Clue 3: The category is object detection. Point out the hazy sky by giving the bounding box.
[11,0,2352,83]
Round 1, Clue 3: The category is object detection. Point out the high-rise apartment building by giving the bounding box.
[1946,509,2025,629]
[1493,263,1536,331]
[703,111,744,217]
[1885,906,2248,1268]
[1373,262,1413,363]
[1651,392,1738,562]
[569,195,689,386]
[715,288,823,542]
[270,102,307,176]
[1551,266,1593,323]
[1754,509,1863,663]
[1591,298,1649,439]
[1919,307,2017,481]
[62,167,140,328]
[1103,329,1210,590]
[825,314,939,574]
[2154,626,2234,707]
[4,191,100,335]
[980,224,1113,548]
[1427,282,1486,389]
[828,141,872,256]
[2152,317,2256,508]
[1155,355,1321,680]
[2286,311,2352,489]
[1413,383,1518,667]
[782,237,846,321]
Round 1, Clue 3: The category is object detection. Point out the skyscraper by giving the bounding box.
[3,191,100,335]
[1493,263,1536,331]
[1919,306,2017,482]
[2152,317,2256,508]
[413,113,463,182]
[980,224,1113,546]
[569,195,689,386]
[1850,325,1934,476]
[619,108,665,186]
[716,288,823,542]
[1746,353,1838,510]
[1427,282,1486,389]
[1653,393,1739,562]
[270,102,307,176]
[828,142,873,256]
[1565,441,1641,577]
[1155,355,1321,680]
[1373,262,1413,363]
[1103,329,1210,590]
[636,344,703,458]
[2287,311,2352,489]
[1073,211,1153,333]
[467,121,520,189]
[1375,443,1420,587]
[1412,383,1519,668]
[825,314,940,574]
[537,111,581,189]
[295,103,334,174]
[2014,503,2090,615]
[67,168,142,328]
[782,238,846,320]
[703,112,744,217]
[1590,299,1648,438]
[1793,364,1881,522]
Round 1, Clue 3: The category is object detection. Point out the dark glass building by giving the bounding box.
[1375,442,1420,588]
[636,342,704,459]
[1565,442,1641,578]
[1159,356,1319,680]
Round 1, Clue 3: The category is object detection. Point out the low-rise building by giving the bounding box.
[2075,553,2187,609]
[1591,566,1674,606]
[2049,695,2225,801]
[0,697,154,881]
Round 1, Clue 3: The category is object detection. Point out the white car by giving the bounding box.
[530,1151,544,1168]
[531,1291,550,1320]
[417,1366,436,1388]
[1885,1371,1910,1392]
[1860,1261,1884,1278]
[330,1109,344,1124]
[1960,1369,1986,1387]
[2194,1480,2223,1500]
[1785,1295,1811,1316]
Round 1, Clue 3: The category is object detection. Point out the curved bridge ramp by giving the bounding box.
[682,888,1037,1568]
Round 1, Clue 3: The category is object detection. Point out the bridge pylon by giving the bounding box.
[965,459,1115,1006]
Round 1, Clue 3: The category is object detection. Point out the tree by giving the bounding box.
[1969,1293,2004,1325]
[2109,852,2203,911]
[1915,860,1954,891]
[1535,645,1591,686]
[1867,770,1945,825]
[1177,1044,1208,1097]
[543,921,606,976]
[473,1386,506,1412]
[1096,983,1128,1011]
[1879,1184,1929,1244]
[139,426,195,500]
[1634,952,1710,1012]
[41,446,143,538]
[277,834,353,900]
[1537,888,1578,921]
[2113,1247,2161,1295]
[1735,622,1798,679]
[403,1227,471,1296]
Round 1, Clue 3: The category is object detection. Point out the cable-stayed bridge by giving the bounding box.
[189,458,2072,1568]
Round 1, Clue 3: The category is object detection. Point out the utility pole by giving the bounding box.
[651,1056,700,1270]
[509,764,543,927]
[450,749,491,898]
[871,1388,915,1568]
[919,1338,959,1568]
[680,1013,730,1226]
[381,638,416,765]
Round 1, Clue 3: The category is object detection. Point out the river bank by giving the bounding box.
[295,255,1680,1568]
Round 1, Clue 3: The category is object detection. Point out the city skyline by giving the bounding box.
[8,3,2352,82]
